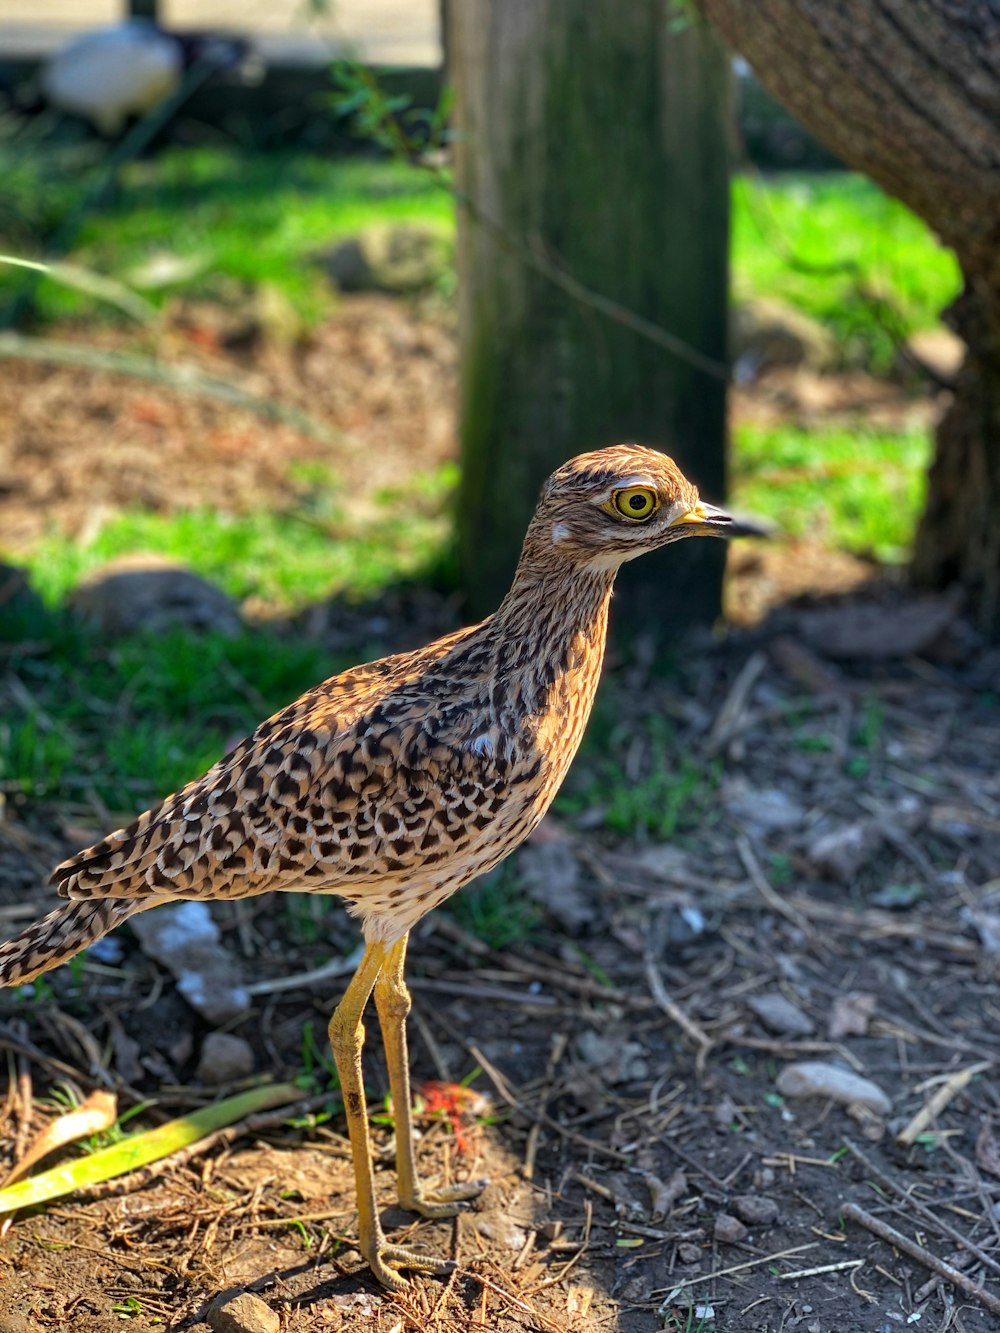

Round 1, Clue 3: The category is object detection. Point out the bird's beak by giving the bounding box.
[669,500,768,539]
[669,500,735,534]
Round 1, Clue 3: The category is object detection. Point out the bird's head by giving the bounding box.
[526,444,737,573]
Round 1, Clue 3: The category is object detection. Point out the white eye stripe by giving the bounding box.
[592,475,657,505]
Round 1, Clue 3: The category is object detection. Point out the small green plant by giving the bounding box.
[853,697,885,751]
[299,1020,338,1088]
[769,853,793,887]
[111,1297,144,1319]
[445,864,541,951]
[283,894,337,949]
[562,714,720,842]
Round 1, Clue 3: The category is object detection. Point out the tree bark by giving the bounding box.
[449,0,731,637]
[695,0,1000,633]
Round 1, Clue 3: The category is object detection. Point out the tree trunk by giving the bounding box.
[695,0,1000,634]
[449,0,731,637]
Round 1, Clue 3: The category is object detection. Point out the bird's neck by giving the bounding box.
[489,560,617,713]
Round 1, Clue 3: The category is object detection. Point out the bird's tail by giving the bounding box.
[0,899,143,987]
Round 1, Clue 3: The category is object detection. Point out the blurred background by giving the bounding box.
[1,5,998,1330]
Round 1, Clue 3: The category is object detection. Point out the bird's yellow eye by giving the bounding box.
[605,486,659,522]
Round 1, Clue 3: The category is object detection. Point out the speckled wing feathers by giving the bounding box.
[50,623,522,928]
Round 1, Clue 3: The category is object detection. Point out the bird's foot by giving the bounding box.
[365,1239,457,1292]
[400,1177,489,1219]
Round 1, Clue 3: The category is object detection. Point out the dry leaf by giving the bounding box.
[828,991,877,1040]
[1,1090,118,1189]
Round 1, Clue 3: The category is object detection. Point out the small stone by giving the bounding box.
[576,1031,648,1084]
[731,296,838,380]
[324,224,450,294]
[130,902,250,1024]
[713,1212,748,1244]
[731,1194,779,1227]
[197,1033,255,1085]
[476,1217,528,1250]
[899,326,965,384]
[807,821,883,882]
[518,840,594,933]
[206,1291,279,1333]
[723,780,806,834]
[828,991,877,1039]
[776,1061,892,1115]
[677,1242,702,1264]
[747,992,814,1036]
[69,554,242,638]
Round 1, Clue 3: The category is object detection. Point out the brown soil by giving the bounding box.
[2,304,1000,1333]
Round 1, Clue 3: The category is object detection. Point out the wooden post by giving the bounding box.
[450,0,731,638]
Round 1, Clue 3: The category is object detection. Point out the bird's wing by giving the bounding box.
[52,627,500,903]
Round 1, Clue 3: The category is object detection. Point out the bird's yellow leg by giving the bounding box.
[328,939,455,1291]
[374,933,488,1217]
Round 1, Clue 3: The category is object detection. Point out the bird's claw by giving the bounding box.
[366,1241,457,1292]
[401,1177,489,1219]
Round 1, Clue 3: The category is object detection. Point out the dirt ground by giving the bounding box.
[2,300,1000,1333]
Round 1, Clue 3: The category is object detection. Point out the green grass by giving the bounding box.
[732,173,961,371]
[0,599,344,812]
[22,461,458,611]
[0,146,453,325]
[445,864,542,951]
[558,711,721,842]
[0,135,959,363]
[731,421,931,562]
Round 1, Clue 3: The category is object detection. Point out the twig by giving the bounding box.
[706,651,767,754]
[523,1032,568,1181]
[12,1023,32,1167]
[778,1259,865,1281]
[246,946,365,996]
[654,1243,818,1298]
[842,1201,1000,1317]
[843,1140,1000,1280]
[410,977,557,1008]
[737,836,814,939]
[897,1062,992,1147]
[644,953,712,1074]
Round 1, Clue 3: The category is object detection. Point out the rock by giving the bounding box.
[713,1212,748,1244]
[476,1217,528,1250]
[731,1195,779,1227]
[898,326,965,385]
[325,224,450,294]
[69,555,241,637]
[797,595,961,661]
[197,1033,255,1085]
[776,1061,892,1115]
[206,1292,279,1333]
[731,296,838,381]
[961,906,1000,955]
[518,840,595,933]
[747,992,814,1037]
[130,902,251,1025]
[806,820,884,883]
[828,991,877,1040]
[0,562,44,620]
[575,1030,648,1084]
[677,1242,703,1264]
[634,844,691,880]
[722,780,806,834]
